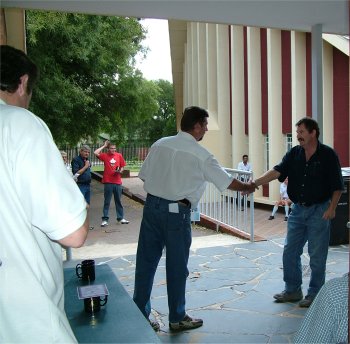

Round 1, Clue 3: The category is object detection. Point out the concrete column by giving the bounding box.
[2,8,26,51]
[291,31,307,146]
[207,23,218,116]
[203,24,231,166]
[322,41,334,147]
[216,24,231,166]
[230,25,246,169]
[186,23,193,106]
[198,23,207,108]
[183,42,189,108]
[267,29,285,201]
[247,27,264,196]
[311,24,323,142]
[191,22,199,105]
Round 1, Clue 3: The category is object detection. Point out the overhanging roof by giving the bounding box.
[1,0,349,35]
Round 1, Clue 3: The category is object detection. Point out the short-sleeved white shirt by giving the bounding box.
[139,131,234,207]
[280,182,289,199]
[0,100,87,343]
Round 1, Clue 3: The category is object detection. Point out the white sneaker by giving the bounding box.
[118,219,129,224]
[101,220,108,227]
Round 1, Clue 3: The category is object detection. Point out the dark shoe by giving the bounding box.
[89,226,94,230]
[273,290,303,303]
[149,320,160,332]
[299,295,315,308]
[284,216,288,221]
[169,314,203,331]
[268,215,274,220]
[101,220,108,227]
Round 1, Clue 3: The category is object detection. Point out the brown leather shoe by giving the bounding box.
[273,290,303,302]
[299,295,315,308]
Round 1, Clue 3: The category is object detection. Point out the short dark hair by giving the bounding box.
[0,45,38,94]
[295,117,320,139]
[180,106,209,132]
[242,154,248,159]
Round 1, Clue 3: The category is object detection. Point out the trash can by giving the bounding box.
[329,168,350,246]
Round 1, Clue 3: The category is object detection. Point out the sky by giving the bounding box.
[135,19,173,82]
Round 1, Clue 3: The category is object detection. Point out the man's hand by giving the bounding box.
[242,181,259,195]
[322,207,336,220]
[104,140,110,147]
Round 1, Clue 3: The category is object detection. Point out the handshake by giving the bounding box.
[241,180,259,195]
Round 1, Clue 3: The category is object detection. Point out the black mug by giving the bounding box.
[84,296,108,314]
[76,259,95,282]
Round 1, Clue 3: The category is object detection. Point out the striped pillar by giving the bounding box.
[267,29,284,200]
[230,25,246,168]
[247,27,264,195]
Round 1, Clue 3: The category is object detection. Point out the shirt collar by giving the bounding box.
[0,99,6,105]
[177,130,197,143]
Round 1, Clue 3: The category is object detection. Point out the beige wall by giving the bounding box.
[0,8,26,51]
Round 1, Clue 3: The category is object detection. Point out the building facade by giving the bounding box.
[169,21,349,204]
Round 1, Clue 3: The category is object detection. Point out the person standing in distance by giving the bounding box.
[0,45,89,343]
[72,145,94,230]
[72,145,92,205]
[94,140,129,226]
[237,154,252,173]
[133,106,256,332]
[254,116,343,308]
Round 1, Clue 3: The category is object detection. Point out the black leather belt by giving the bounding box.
[178,198,191,207]
[148,194,191,208]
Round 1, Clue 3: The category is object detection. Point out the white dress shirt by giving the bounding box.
[237,161,252,172]
[139,131,234,208]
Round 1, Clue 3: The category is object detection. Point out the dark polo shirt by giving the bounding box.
[274,142,344,205]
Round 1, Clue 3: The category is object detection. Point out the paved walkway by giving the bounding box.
[64,178,349,343]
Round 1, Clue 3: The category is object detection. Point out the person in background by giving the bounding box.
[0,45,89,343]
[237,154,252,173]
[268,177,292,221]
[72,145,94,230]
[254,116,343,308]
[72,145,92,205]
[94,140,129,227]
[294,273,348,343]
[237,155,252,208]
[61,150,73,175]
[133,106,256,332]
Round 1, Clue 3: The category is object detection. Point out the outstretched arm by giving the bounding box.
[254,169,281,187]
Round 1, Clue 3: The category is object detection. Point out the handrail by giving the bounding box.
[198,168,254,242]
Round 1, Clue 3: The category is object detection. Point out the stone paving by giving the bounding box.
[80,239,347,343]
[65,178,349,343]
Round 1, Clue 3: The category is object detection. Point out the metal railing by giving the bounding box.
[198,168,254,241]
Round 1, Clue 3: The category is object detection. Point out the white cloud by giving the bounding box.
[136,19,173,82]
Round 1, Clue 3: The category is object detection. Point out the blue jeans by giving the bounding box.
[102,183,124,221]
[78,184,91,205]
[133,194,192,322]
[283,201,330,296]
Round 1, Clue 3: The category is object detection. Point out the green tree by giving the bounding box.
[130,79,176,145]
[26,11,159,146]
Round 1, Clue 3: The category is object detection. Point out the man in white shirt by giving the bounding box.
[237,154,252,173]
[0,45,89,343]
[133,106,256,332]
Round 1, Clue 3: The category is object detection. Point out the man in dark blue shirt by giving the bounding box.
[254,117,343,308]
[72,145,92,205]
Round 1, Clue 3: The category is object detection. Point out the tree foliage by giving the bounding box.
[128,79,177,145]
[26,11,160,146]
